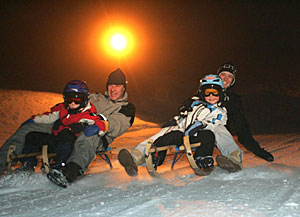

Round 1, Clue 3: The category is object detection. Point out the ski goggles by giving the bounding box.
[204,88,219,97]
[65,97,83,104]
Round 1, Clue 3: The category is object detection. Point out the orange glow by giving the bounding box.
[101,26,135,58]
[89,17,148,69]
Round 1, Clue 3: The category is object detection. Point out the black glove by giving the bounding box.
[53,119,62,131]
[161,118,177,128]
[69,122,88,134]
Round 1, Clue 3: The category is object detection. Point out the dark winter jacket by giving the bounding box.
[222,90,261,152]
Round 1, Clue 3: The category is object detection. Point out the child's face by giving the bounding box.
[203,88,220,104]
[205,95,220,104]
[68,102,80,109]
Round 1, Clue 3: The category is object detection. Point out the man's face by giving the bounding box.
[219,71,234,88]
[108,84,125,101]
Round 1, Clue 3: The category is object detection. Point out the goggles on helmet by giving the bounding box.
[65,97,83,104]
[63,92,87,105]
[204,88,219,97]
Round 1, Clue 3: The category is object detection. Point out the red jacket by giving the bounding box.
[32,102,107,136]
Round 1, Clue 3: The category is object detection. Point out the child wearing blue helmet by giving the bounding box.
[118,74,242,176]
[16,80,108,173]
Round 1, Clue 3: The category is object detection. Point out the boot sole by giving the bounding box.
[194,167,214,176]
[216,155,241,173]
[118,149,138,177]
[47,169,69,188]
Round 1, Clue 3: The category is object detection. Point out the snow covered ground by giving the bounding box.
[1,89,300,217]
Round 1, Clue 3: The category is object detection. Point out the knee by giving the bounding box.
[196,130,215,144]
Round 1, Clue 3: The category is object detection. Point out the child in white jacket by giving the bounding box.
[118,74,242,176]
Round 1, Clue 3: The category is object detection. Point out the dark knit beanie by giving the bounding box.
[106,68,127,89]
[217,62,237,78]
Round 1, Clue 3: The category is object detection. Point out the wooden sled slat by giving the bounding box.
[145,136,206,178]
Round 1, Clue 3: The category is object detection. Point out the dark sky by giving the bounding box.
[1,0,299,131]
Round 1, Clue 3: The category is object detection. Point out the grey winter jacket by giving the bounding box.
[89,92,135,145]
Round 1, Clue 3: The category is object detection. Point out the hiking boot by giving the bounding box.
[63,162,82,183]
[14,161,35,173]
[216,153,242,173]
[118,149,138,177]
[252,148,274,162]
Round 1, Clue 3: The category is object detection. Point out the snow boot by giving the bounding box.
[195,156,214,175]
[47,168,69,188]
[63,162,82,183]
[118,149,139,177]
[252,148,274,162]
[14,161,35,173]
[216,151,242,173]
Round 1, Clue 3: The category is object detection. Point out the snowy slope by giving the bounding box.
[1,89,300,217]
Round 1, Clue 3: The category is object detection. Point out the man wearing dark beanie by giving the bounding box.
[106,68,128,101]
[107,68,127,89]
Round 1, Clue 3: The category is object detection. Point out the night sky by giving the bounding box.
[0,1,299,132]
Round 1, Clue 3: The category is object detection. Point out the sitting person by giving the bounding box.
[216,62,274,162]
[15,80,107,172]
[118,74,242,176]
[0,68,135,187]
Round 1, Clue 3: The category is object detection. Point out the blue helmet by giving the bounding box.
[63,80,89,108]
[199,74,225,101]
[200,74,224,89]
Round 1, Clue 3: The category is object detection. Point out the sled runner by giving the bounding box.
[145,136,213,177]
[6,145,114,174]
[6,145,56,174]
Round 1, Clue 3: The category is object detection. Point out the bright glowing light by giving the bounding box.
[111,34,127,51]
[101,26,135,58]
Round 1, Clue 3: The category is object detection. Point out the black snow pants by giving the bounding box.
[153,129,215,167]
[21,129,76,166]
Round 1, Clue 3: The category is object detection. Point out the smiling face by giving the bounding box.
[218,71,234,88]
[204,94,220,104]
[68,101,81,109]
[108,84,125,101]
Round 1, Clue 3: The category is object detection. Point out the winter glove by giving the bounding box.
[69,122,88,134]
[179,99,202,117]
[20,118,34,127]
[184,121,206,136]
[53,119,62,131]
[161,118,177,128]
[83,125,101,137]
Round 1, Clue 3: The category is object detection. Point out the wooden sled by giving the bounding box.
[144,136,213,177]
[6,145,56,174]
[6,145,114,174]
